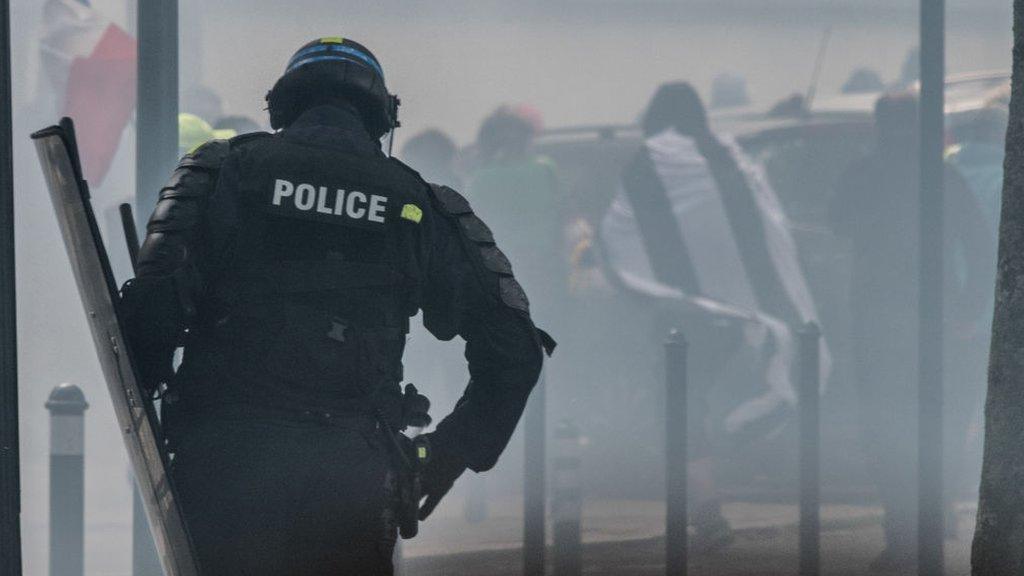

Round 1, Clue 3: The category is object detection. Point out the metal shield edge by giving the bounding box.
[31,121,200,576]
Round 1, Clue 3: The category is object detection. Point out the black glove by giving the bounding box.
[416,433,467,520]
[401,383,432,429]
[120,277,182,395]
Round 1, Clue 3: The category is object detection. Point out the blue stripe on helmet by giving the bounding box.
[286,44,383,78]
[287,44,332,67]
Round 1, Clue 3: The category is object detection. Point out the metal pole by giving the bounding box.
[665,329,688,576]
[919,1,945,574]
[46,384,89,576]
[524,371,546,575]
[134,3,177,573]
[798,324,821,576]
[0,0,21,573]
[119,203,140,272]
[136,0,179,226]
[552,420,583,576]
[392,539,404,576]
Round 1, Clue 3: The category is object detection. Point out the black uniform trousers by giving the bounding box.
[170,411,398,576]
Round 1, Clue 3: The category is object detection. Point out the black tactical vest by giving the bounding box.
[192,133,429,406]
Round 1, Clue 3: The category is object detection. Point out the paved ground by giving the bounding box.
[22,494,976,575]
[400,499,977,576]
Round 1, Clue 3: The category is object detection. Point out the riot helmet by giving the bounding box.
[266,37,400,139]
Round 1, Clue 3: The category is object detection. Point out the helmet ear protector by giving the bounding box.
[266,37,401,138]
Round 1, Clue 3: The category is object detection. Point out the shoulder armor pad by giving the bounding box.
[479,245,513,275]
[427,184,530,314]
[178,138,231,171]
[430,185,473,216]
[156,139,231,205]
[459,215,495,244]
[158,171,210,201]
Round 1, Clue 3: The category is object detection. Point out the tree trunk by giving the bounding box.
[971,2,1024,574]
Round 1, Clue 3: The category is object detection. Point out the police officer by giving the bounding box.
[122,37,554,575]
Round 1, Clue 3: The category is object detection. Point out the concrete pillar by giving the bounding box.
[45,384,88,576]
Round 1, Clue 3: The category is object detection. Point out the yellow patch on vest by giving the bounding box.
[401,204,423,223]
[320,37,345,44]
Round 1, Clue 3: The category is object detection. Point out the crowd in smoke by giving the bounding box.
[11,1,1012,571]
[45,47,999,569]
[355,64,999,569]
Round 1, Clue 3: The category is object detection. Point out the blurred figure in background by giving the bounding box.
[467,104,565,322]
[841,68,886,94]
[401,128,462,190]
[897,47,921,90]
[829,93,989,572]
[177,112,236,156]
[945,96,1007,506]
[948,97,1008,237]
[601,82,828,552]
[463,105,564,522]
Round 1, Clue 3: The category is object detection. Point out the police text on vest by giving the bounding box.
[272,179,387,223]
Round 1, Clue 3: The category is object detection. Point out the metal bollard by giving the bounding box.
[552,420,583,576]
[392,537,404,576]
[665,330,688,576]
[46,383,88,576]
[798,323,821,576]
[523,370,547,576]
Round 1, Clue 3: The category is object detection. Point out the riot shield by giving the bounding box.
[32,119,199,576]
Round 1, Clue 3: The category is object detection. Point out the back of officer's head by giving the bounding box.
[266,38,395,139]
[267,63,376,128]
[642,82,710,139]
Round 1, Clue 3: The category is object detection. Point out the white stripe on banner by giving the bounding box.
[645,130,760,310]
[601,128,832,436]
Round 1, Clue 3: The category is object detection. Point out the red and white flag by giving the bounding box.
[40,0,136,185]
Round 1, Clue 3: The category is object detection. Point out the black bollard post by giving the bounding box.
[918,3,946,574]
[45,384,88,576]
[798,323,821,576]
[524,371,547,576]
[552,420,583,576]
[665,330,688,576]
[0,3,19,572]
